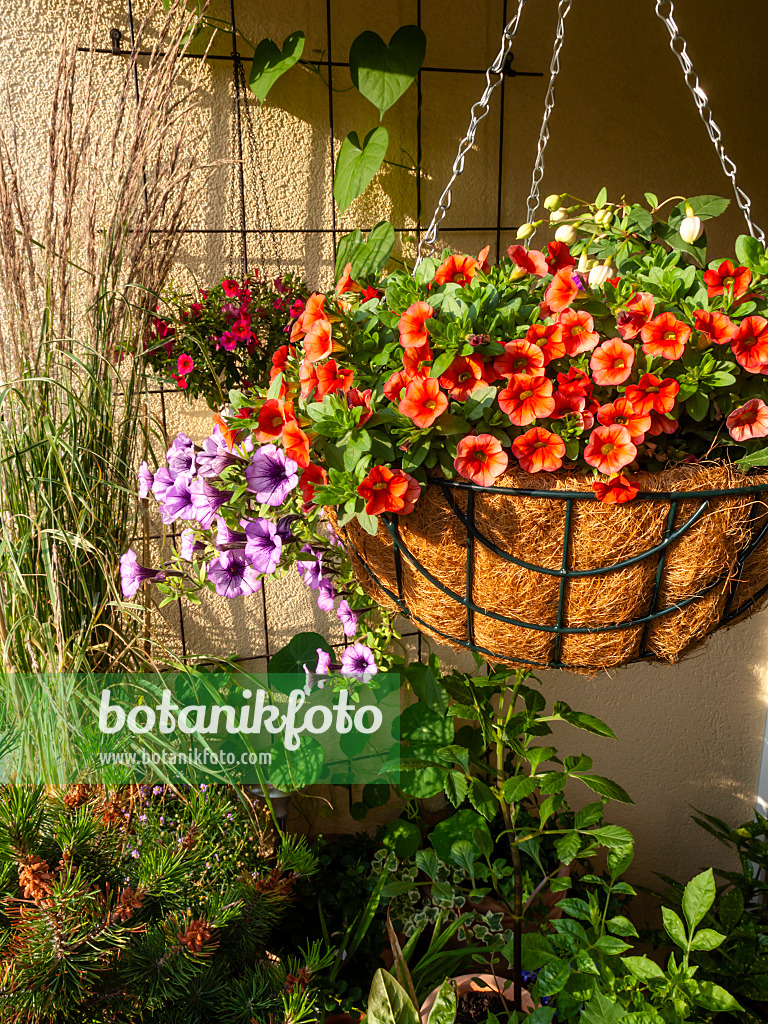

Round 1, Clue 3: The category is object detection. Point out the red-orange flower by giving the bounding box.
[402,340,433,377]
[440,355,484,400]
[590,337,635,386]
[624,374,679,415]
[726,398,768,441]
[597,398,651,444]
[270,344,292,382]
[384,369,411,403]
[357,465,410,515]
[556,367,594,404]
[526,322,565,364]
[511,427,566,474]
[558,308,599,356]
[616,292,654,341]
[434,254,478,287]
[304,318,335,363]
[335,262,362,296]
[256,398,293,442]
[584,424,637,475]
[731,315,768,373]
[545,240,576,274]
[592,474,639,504]
[212,414,240,451]
[647,410,679,436]
[282,419,310,468]
[346,387,373,426]
[398,376,448,428]
[299,462,327,505]
[704,259,751,298]
[507,245,548,278]
[693,309,737,346]
[299,359,319,399]
[399,301,434,348]
[316,360,354,399]
[640,312,690,361]
[542,267,579,314]
[399,472,422,514]
[477,244,491,272]
[290,292,326,342]
[498,374,555,426]
[454,433,509,486]
[493,339,545,379]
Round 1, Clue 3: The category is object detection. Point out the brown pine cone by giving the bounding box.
[177,918,214,954]
[18,856,54,902]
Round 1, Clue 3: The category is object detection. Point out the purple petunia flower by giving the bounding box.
[166,433,196,479]
[296,556,324,591]
[196,429,245,479]
[337,599,361,638]
[206,550,262,599]
[179,529,205,561]
[138,461,153,500]
[321,520,344,548]
[120,550,166,599]
[190,478,234,530]
[215,515,247,548]
[152,466,175,502]
[303,648,331,694]
[245,444,298,506]
[315,649,331,675]
[340,642,378,683]
[316,578,337,612]
[161,473,196,524]
[244,519,283,575]
[275,515,299,544]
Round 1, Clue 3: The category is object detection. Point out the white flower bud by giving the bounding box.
[554,224,578,246]
[588,263,616,287]
[549,209,568,223]
[679,214,703,244]
[516,222,535,239]
[543,194,562,212]
[578,252,590,271]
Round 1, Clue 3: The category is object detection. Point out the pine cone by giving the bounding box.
[252,866,296,897]
[113,886,144,924]
[285,965,312,994]
[18,856,54,902]
[63,784,93,808]
[177,918,213,953]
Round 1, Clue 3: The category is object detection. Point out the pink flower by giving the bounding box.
[177,354,194,376]
[726,399,768,442]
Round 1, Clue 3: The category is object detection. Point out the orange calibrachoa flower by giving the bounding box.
[493,339,545,378]
[592,474,639,504]
[398,377,448,428]
[545,240,576,274]
[346,388,373,426]
[640,312,690,360]
[731,315,768,373]
[290,293,326,342]
[434,254,478,287]
[335,262,362,296]
[511,427,565,473]
[693,309,737,346]
[704,259,751,299]
[542,267,579,314]
[556,367,594,404]
[507,245,548,278]
[357,465,411,515]
[454,434,509,486]
[299,463,327,505]
[590,337,635,386]
[557,308,599,355]
[315,360,354,399]
[624,374,679,415]
[399,472,422,514]
[726,398,768,441]
[647,410,679,436]
[383,369,412,403]
[282,419,310,468]
[402,341,434,377]
[584,424,637,475]
[299,359,319,399]
[476,244,492,272]
[304,319,335,363]
[440,355,484,400]
[597,398,651,444]
[398,301,434,348]
[616,292,654,340]
[526,322,565,364]
[256,399,293,442]
[270,344,294,382]
[498,374,555,426]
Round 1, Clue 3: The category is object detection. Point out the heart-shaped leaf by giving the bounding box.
[248,31,305,104]
[334,127,389,214]
[350,26,426,118]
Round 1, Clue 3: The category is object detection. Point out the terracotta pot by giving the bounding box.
[420,973,533,1024]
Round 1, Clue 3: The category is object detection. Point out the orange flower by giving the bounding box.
[557,308,599,356]
[299,359,319,399]
[526,322,565,364]
[282,419,310,468]
[398,376,448,428]
[493,339,545,379]
[440,355,484,400]
[304,318,335,363]
[346,387,373,426]
[316,360,354,399]
[731,315,768,373]
[545,240,576,274]
[624,374,679,415]
[640,312,690,361]
[726,398,768,441]
[402,340,434,377]
[299,463,327,505]
[290,292,326,342]
[477,244,491,272]
[256,398,293,442]
[383,369,411,403]
[454,434,509,486]
[556,367,594,404]
[551,391,593,429]
[270,344,292,382]
[704,259,751,299]
[584,424,637,475]
[398,301,434,348]
[511,427,565,473]
[542,267,578,314]
[693,309,737,345]
[498,374,555,426]
[597,397,651,444]
[335,262,362,296]
[616,292,654,341]
[212,414,240,451]
[590,337,635,386]
[399,472,422,514]
[507,245,548,278]
[647,410,679,436]
[357,465,411,515]
[592,474,639,504]
[434,254,478,287]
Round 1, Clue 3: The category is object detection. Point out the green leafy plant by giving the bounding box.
[248,31,306,103]
[334,127,391,216]
[349,27,427,119]
[367,967,456,1024]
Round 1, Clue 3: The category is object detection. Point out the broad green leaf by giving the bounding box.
[268,736,325,791]
[694,980,743,1013]
[555,830,581,865]
[607,843,634,880]
[525,745,558,771]
[357,509,380,536]
[621,955,664,980]
[469,777,498,821]
[581,990,627,1024]
[735,232,764,270]
[592,934,633,955]
[248,32,305,103]
[589,825,634,850]
[381,819,421,858]
[450,839,478,877]
[367,968,420,1024]
[575,802,604,829]
[574,774,633,804]
[430,809,491,864]
[349,26,426,118]
[737,446,768,469]
[682,868,716,930]
[718,887,744,929]
[335,229,364,280]
[536,957,572,995]
[645,192,659,208]
[444,769,469,807]
[661,906,687,950]
[558,898,592,922]
[594,186,608,209]
[427,979,457,1024]
[686,389,709,422]
[605,915,638,938]
[686,194,731,220]
[553,704,617,739]
[688,927,725,951]
[334,127,389,215]
[405,661,450,714]
[268,631,332,688]
[352,220,396,280]
[502,775,537,803]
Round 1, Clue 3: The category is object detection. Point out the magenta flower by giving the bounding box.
[315,649,331,675]
[296,555,324,590]
[138,461,153,500]
[151,466,174,502]
[120,550,166,599]
[196,431,245,479]
[317,579,337,612]
[244,519,283,574]
[340,642,377,683]
[180,529,205,561]
[177,353,194,375]
[206,550,262,599]
[337,600,361,638]
[166,433,196,479]
[160,474,196,524]
[217,332,237,352]
[190,478,234,530]
[245,444,298,506]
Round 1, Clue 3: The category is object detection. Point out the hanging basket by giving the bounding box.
[331,464,768,673]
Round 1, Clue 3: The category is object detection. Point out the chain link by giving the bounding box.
[415,0,528,269]
[653,0,764,244]
[524,0,573,233]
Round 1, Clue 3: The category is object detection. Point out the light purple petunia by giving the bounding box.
[179,529,205,561]
[321,520,344,548]
[337,599,361,638]
[244,519,283,575]
[244,444,298,506]
[196,429,245,479]
[161,473,196,524]
[340,642,377,683]
[166,433,196,479]
[316,578,337,612]
[206,550,262,599]
[138,461,153,500]
[152,466,175,502]
[120,550,166,599]
[190,478,234,530]
[275,515,299,544]
[315,649,331,675]
[215,515,247,548]
[296,555,324,591]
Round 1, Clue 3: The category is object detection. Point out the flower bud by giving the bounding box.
[601,211,614,226]
[588,263,615,288]
[578,252,590,271]
[679,214,703,244]
[543,194,562,212]
[516,222,535,239]
[549,209,568,223]
[509,266,528,281]
[554,224,578,246]
[593,207,608,224]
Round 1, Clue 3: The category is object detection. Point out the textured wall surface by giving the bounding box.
[2,0,768,889]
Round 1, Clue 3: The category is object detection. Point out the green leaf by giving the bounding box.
[686,389,709,422]
[735,233,764,270]
[589,825,634,850]
[268,736,325,791]
[694,981,743,1013]
[430,809,491,864]
[468,777,498,821]
[661,907,687,950]
[607,843,634,880]
[334,127,389,215]
[405,661,450,714]
[268,631,332,688]
[559,898,592,922]
[682,868,716,931]
[381,820,422,858]
[574,802,604,829]
[335,228,365,280]
[427,979,457,1024]
[554,704,617,739]
[367,968,420,1024]
[718,887,744,929]
[594,186,608,209]
[357,509,380,536]
[606,915,638,938]
[502,775,537,803]
[349,26,426,118]
[444,770,469,807]
[622,956,664,981]
[450,839,478,877]
[536,958,572,995]
[555,830,581,865]
[593,935,633,956]
[352,220,396,280]
[363,782,391,808]
[686,194,731,220]
[574,774,633,804]
[429,350,457,379]
[645,192,659,208]
[688,927,725,951]
[737,445,768,469]
[581,990,627,1024]
[248,32,305,103]
[525,745,558,771]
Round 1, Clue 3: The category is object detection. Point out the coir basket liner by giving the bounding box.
[330,464,768,673]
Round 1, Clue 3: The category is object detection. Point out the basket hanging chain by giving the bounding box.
[653,0,764,244]
[524,0,573,234]
[414,0,528,270]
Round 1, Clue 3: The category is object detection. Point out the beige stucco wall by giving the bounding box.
[3,0,768,890]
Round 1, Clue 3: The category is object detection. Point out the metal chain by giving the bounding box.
[653,0,764,243]
[415,0,528,269]
[524,0,573,232]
